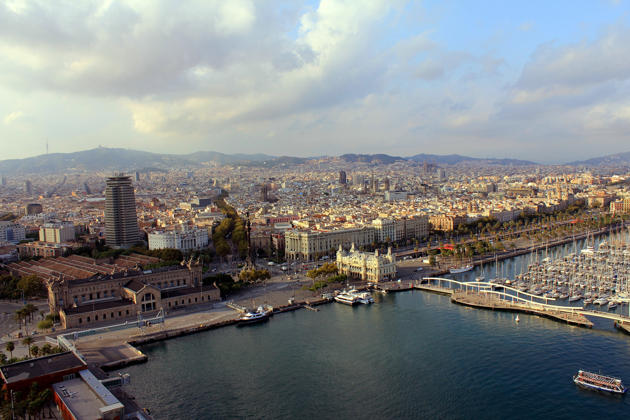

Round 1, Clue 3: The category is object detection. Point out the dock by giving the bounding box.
[615,321,630,335]
[413,283,454,296]
[450,291,594,328]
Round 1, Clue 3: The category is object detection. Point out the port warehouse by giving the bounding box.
[6,253,220,329]
[1,351,126,419]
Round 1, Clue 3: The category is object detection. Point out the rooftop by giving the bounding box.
[53,369,124,420]
[0,351,86,384]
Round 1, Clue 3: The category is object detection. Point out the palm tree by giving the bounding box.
[5,341,14,359]
[30,345,39,357]
[13,310,23,329]
[22,337,34,357]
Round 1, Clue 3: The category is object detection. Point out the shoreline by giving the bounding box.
[73,223,629,370]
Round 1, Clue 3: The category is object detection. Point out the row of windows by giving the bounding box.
[75,294,214,324]
[73,290,117,303]
[77,309,131,324]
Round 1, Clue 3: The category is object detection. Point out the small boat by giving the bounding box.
[449,264,474,274]
[515,315,520,323]
[573,370,627,394]
[334,291,360,305]
[355,291,374,304]
[569,295,582,303]
[238,306,272,325]
[608,302,618,310]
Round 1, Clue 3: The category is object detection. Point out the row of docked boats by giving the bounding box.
[334,289,375,306]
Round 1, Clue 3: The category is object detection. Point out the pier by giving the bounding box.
[417,277,630,330]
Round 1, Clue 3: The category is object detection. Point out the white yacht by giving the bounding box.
[334,291,360,305]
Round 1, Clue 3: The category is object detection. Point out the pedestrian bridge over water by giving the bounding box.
[420,277,630,325]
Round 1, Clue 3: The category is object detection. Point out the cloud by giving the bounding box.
[3,110,23,124]
[0,1,629,163]
[519,22,533,32]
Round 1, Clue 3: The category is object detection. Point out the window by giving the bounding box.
[95,315,98,321]
[87,316,90,322]
[126,310,129,315]
[118,311,122,317]
[78,318,82,324]
[111,312,114,318]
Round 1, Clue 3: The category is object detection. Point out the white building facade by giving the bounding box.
[0,222,26,244]
[39,221,75,243]
[148,226,209,252]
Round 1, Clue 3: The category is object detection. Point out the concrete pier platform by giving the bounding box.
[450,291,593,328]
[413,284,454,296]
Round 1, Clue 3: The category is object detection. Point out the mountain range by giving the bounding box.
[0,147,628,175]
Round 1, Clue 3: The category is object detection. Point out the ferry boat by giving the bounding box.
[238,306,272,325]
[334,291,360,305]
[449,264,474,274]
[573,370,627,394]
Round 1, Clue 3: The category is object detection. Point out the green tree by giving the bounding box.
[5,341,14,359]
[37,319,53,331]
[17,275,44,298]
[30,345,39,357]
[22,337,34,357]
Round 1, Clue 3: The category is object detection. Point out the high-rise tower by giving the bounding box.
[339,170,347,185]
[105,174,140,248]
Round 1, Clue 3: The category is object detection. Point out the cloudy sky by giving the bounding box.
[1,0,630,163]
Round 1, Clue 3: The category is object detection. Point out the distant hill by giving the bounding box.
[566,151,630,167]
[338,154,406,164]
[0,147,194,174]
[13,146,630,175]
[0,148,283,174]
[407,153,536,166]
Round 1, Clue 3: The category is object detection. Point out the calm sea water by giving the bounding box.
[120,232,630,419]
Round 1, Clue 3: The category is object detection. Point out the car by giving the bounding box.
[268,261,275,266]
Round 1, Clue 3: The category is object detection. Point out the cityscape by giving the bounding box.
[2,1,630,419]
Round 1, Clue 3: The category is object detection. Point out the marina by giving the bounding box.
[118,289,630,419]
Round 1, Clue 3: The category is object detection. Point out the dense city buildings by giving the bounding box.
[104,175,141,248]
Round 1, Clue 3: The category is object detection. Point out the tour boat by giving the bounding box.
[238,306,272,325]
[334,291,360,305]
[573,370,627,394]
[449,264,474,274]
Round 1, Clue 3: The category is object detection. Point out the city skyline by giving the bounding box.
[2,1,630,162]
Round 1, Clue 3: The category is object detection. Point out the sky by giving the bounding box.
[1,0,630,163]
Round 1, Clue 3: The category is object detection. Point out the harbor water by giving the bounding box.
[120,233,630,419]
